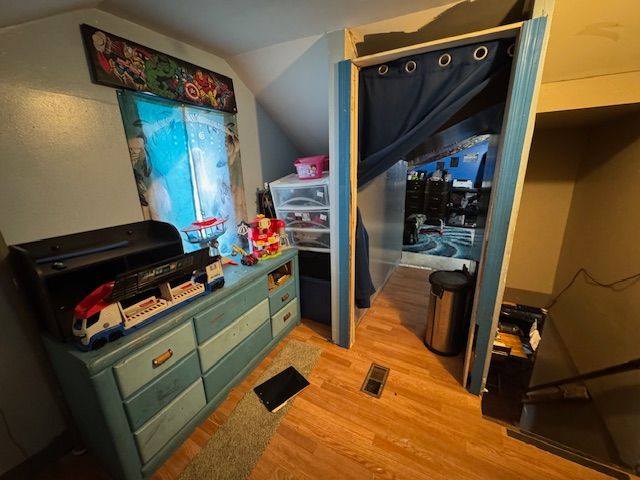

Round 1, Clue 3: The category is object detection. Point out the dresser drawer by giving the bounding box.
[406,180,426,192]
[198,299,269,372]
[426,192,447,202]
[134,379,206,464]
[268,278,296,315]
[193,277,268,343]
[426,205,446,215]
[271,297,299,338]
[124,351,201,431]
[405,191,425,202]
[426,181,450,194]
[113,322,196,399]
[202,321,271,402]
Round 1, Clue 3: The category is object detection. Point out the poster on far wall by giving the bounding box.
[118,90,247,256]
[80,24,237,113]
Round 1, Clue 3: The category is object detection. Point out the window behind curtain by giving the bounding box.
[118,90,247,255]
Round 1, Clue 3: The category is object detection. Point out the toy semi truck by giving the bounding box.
[72,248,224,350]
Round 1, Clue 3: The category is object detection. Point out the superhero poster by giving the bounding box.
[80,24,236,113]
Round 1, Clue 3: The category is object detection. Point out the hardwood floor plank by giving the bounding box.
[275,422,319,455]
[262,431,373,480]
[319,349,353,367]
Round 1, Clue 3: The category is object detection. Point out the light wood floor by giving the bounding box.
[40,267,613,480]
[153,266,611,480]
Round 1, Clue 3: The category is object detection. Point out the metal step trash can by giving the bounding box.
[425,269,473,356]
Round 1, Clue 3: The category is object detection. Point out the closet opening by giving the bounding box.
[481,103,640,476]
[354,35,516,385]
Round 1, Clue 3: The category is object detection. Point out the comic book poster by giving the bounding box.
[81,24,236,113]
[118,90,247,255]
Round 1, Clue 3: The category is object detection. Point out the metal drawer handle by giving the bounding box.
[152,349,173,368]
[281,293,290,302]
[283,312,292,322]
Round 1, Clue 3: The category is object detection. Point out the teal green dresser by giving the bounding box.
[42,249,300,480]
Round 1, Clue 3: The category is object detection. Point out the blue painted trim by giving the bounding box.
[337,60,353,348]
[469,17,548,395]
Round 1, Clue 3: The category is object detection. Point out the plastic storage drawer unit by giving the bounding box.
[270,173,331,252]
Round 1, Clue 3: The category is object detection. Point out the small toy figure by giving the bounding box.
[231,244,258,266]
[247,215,285,259]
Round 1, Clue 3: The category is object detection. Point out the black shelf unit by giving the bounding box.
[9,220,184,341]
[403,172,494,237]
[298,250,331,325]
[424,179,451,225]
[405,178,427,216]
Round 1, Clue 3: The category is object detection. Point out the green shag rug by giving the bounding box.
[178,340,322,480]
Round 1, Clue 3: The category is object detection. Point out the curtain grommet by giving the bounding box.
[438,53,452,67]
[473,46,488,61]
[405,60,417,73]
[507,43,516,57]
[378,65,389,75]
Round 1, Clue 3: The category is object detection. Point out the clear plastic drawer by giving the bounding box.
[271,184,329,208]
[276,209,330,229]
[287,228,330,251]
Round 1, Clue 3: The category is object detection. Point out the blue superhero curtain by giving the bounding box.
[355,39,513,308]
[118,90,247,255]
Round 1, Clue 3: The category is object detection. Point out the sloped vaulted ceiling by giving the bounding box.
[4,1,637,156]
[98,0,457,57]
[95,0,459,155]
[1,0,459,155]
[227,34,332,156]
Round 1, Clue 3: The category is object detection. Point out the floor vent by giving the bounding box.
[361,363,389,398]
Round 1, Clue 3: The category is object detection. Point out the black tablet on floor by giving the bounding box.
[254,366,310,413]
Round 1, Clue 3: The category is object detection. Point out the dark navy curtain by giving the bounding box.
[358,39,512,187]
[355,208,375,309]
[355,39,513,308]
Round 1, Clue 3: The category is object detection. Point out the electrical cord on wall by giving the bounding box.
[0,407,29,460]
[545,268,640,310]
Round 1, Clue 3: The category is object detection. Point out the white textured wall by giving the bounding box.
[0,8,297,473]
[0,8,298,244]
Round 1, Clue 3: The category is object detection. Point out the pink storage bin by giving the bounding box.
[294,155,328,180]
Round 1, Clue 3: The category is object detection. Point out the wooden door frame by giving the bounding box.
[334,23,522,349]
[331,60,358,347]
[334,3,553,356]
[466,14,553,394]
